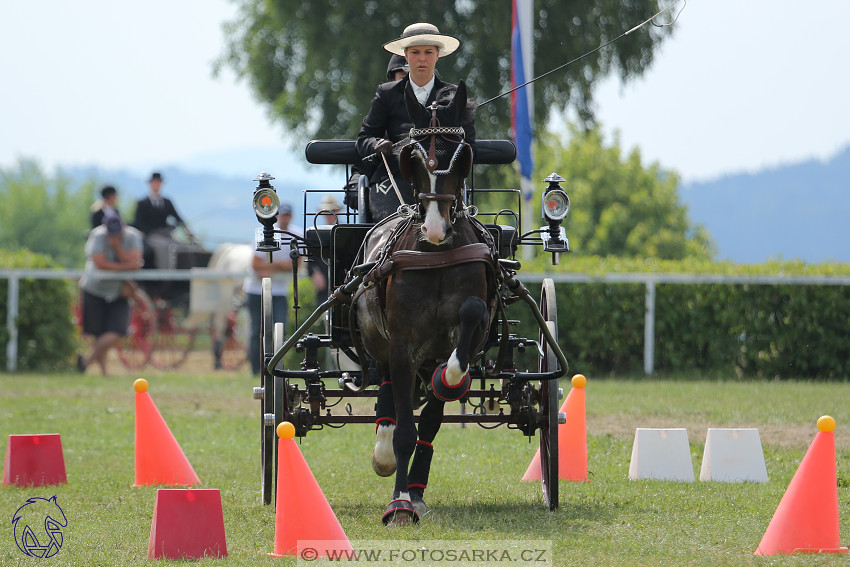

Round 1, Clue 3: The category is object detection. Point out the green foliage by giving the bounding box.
[0,159,95,268]
[217,0,673,141]
[509,257,850,378]
[0,248,77,372]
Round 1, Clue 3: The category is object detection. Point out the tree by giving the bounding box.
[531,125,715,260]
[0,160,94,268]
[217,1,674,142]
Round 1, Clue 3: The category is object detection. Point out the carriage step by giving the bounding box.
[558,412,566,425]
[263,413,275,427]
[253,387,264,400]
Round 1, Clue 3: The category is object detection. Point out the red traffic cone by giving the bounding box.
[133,379,200,487]
[754,416,848,555]
[148,489,227,559]
[2,434,67,487]
[522,374,588,482]
[269,422,352,559]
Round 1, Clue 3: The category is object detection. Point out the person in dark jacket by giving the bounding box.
[131,172,187,236]
[356,22,475,222]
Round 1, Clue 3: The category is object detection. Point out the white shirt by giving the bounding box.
[243,224,304,295]
[411,75,435,105]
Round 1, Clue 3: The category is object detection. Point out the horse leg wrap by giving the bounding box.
[431,363,470,402]
[408,440,434,501]
[374,380,395,423]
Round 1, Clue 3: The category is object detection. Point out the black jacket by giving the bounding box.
[132,196,184,235]
[356,75,476,185]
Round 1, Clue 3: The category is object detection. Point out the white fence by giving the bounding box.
[4,269,850,374]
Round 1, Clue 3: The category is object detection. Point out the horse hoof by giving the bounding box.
[431,363,470,402]
[382,499,419,526]
[411,497,428,518]
[372,450,396,477]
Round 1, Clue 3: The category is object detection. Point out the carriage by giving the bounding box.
[251,89,572,522]
[106,231,249,371]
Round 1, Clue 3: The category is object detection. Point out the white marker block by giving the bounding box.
[699,428,768,483]
[628,428,694,482]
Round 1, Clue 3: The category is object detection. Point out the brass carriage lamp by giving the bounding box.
[252,171,281,256]
[540,172,570,263]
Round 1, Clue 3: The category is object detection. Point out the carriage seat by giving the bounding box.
[304,139,517,165]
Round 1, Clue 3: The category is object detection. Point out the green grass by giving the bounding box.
[1,372,850,566]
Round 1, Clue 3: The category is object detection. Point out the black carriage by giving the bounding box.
[251,135,571,516]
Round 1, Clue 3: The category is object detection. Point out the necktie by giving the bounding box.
[416,87,428,105]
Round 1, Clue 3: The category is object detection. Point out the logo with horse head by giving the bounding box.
[12,495,68,558]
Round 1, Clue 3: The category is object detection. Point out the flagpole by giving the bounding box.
[513,0,535,260]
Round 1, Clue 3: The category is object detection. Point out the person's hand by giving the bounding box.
[374,139,393,154]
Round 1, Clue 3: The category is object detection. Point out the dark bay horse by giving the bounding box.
[353,81,497,524]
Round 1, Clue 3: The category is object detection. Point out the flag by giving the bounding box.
[511,0,534,201]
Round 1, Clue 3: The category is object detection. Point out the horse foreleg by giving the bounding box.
[407,398,445,517]
[372,371,397,477]
[432,296,488,401]
[383,356,418,525]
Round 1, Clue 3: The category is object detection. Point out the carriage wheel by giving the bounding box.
[116,290,156,370]
[149,300,197,370]
[260,278,276,504]
[539,278,559,511]
[218,302,249,370]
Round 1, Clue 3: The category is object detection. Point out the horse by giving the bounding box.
[352,80,497,524]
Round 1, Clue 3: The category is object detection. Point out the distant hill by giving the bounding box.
[680,145,850,263]
[61,143,850,264]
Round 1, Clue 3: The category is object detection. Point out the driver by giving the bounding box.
[131,171,192,269]
[356,22,475,222]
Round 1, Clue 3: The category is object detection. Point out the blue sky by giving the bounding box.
[2,1,848,183]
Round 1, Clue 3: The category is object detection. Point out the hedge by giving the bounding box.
[0,249,77,372]
[509,256,850,379]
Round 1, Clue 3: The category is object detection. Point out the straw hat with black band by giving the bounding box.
[383,23,460,56]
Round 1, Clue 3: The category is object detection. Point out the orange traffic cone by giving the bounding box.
[269,422,352,559]
[134,379,200,487]
[754,416,848,555]
[522,374,588,482]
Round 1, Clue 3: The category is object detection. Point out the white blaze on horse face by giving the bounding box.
[444,349,468,386]
[421,173,447,244]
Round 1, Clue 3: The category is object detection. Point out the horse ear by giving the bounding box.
[404,81,429,127]
[399,144,414,179]
[448,80,468,123]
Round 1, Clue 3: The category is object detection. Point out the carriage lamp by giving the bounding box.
[540,173,570,262]
[253,172,280,254]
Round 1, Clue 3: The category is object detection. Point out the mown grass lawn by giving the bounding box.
[1,371,849,566]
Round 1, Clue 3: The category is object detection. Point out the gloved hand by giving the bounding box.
[374,139,393,154]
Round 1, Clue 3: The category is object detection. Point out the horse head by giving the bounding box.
[399,80,474,245]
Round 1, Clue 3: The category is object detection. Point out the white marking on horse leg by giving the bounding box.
[372,424,396,476]
[444,349,468,386]
[399,491,410,502]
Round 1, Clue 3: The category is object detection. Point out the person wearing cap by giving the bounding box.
[243,203,303,375]
[90,185,120,230]
[355,22,475,221]
[77,215,144,375]
[343,54,410,214]
[308,195,343,304]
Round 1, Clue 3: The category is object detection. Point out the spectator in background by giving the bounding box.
[90,185,120,230]
[77,215,143,375]
[308,195,342,304]
[243,203,303,375]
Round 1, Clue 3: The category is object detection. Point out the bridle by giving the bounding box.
[402,103,474,224]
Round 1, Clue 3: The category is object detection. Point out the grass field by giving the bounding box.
[1,370,849,566]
